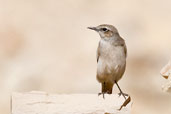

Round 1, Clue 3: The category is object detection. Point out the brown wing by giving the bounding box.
[124,43,127,58]
[119,37,127,58]
[96,42,100,63]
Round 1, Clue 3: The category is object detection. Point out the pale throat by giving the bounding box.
[101,35,119,43]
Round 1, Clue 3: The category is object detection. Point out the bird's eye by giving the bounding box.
[102,28,108,32]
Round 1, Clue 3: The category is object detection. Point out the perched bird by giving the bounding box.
[88,24,128,99]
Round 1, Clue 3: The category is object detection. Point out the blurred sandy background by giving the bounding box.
[0,0,171,114]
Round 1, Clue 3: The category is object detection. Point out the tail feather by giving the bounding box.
[102,82,113,94]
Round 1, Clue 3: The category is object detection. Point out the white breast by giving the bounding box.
[97,39,126,75]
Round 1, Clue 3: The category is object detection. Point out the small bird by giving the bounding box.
[88,24,128,99]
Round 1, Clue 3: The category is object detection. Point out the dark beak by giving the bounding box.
[87,27,98,31]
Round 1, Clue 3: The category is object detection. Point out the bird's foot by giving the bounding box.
[118,92,128,100]
[118,92,128,97]
[98,92,105,99]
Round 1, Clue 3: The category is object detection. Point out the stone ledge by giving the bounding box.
[11,91,131,114]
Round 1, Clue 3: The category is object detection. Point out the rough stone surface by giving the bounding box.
[11,91,130,114]
[160,60,171,93]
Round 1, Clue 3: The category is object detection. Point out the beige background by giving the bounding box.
[0,0,171,114]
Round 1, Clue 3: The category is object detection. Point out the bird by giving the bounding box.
[88,24,128,99]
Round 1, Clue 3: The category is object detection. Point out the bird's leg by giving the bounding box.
[115,81,127,100]
[98,92,105,99]
[98,82,106,99]
[115,81,131,110]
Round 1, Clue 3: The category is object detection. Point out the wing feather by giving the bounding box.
[124,43,127,58]
[97,42,100,63]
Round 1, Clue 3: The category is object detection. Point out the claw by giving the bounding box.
[118,92,128,97]
[98,92,105,99]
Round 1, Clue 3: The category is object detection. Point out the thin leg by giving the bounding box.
[115,81,126,100]
[98,92,105,99]
[98,82,105,99]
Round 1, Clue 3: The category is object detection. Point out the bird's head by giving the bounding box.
[88,24,119,39]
